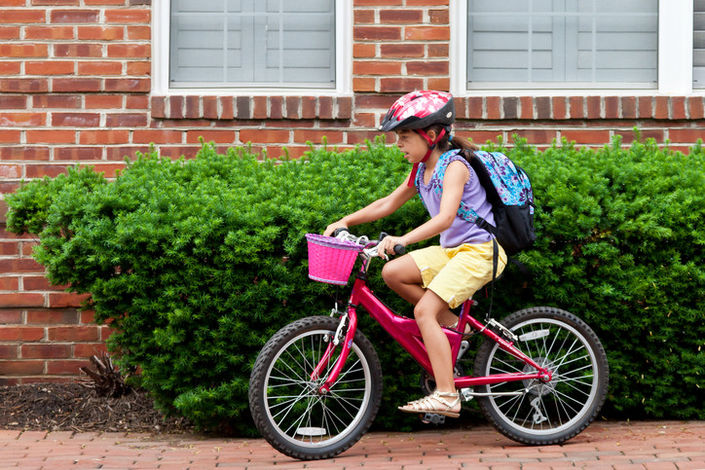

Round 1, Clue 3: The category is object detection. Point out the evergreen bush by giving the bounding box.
[6,135,704,433]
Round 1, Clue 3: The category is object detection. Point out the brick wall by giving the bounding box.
[1,0,704,382]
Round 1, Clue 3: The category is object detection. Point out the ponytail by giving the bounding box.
[422,124,479,155]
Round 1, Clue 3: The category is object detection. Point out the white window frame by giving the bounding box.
[152,0,352,97]
[450,0,697,96]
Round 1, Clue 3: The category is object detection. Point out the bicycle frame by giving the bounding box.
[316,258,552,395]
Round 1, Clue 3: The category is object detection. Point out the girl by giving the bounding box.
[323,90,507,418]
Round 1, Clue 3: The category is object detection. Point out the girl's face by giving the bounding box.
[395,129,430,163]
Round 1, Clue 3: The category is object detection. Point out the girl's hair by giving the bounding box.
[424,124,479,154]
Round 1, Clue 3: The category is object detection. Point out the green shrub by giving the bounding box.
[6,135,704,433]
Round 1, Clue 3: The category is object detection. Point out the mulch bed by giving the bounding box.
[0,382,192,434]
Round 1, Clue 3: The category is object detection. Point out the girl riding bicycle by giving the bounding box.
[324,90,508,418]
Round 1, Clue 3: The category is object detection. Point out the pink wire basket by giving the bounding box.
[305,234,363,285]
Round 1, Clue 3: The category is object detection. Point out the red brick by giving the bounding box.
[105,113,147,127]
[0,10,45,23]
[46,359,90,375]
[302,96,316,119]
[0,164,22,178]
[0,360,45,376]
[48,326,99,341]
[353,77,376,92]
[551,96,566,120]
[319,96,333,119]
[615,129,664,144]
[0,276,19,289]
[77,61,122,75]
[0,62,20,74]
[77,25,124,40]
[54,43,103,57]
[73,343,107,358]
[669,129,705,142]
[405,26,449,41]
[0,130,20,143]
[106,146,149,161]
[0,327,45,341]
[353,43,376,58]
[671,97,686,120]
[55,147,102,160]
[512,129,557,144]
[25,165,70,178]
[406,61,448,75]
[380,44,424,58]
[586,96,601,119]
[23,276,59,291]
[638,97,653,118]
[0,44,48,57]
[104,78,150,92]
[337,97,352,119]
[354,60,401,75]
[427,44,449,58]
[52,78,101,92]
[379,9,423,23]
[687,97,704,119]
[0,26,20,39]
[0,112,45,126]
[468,96,483,119]
[52,113,100,127]
[354,9,374,23]
[21,344,71,359]
[519,96,533,119]
[0,95,26,108]
[0,310,22,323]
[240,129,290,144]
[486,96,501,120]
[133,130,183,144]
[104,9,150,23]
[186,130,236,144]
[33,94,81,108]
[0,242,18,256]
[0,258,43,273]
[621,96,637,119]
[126,61,150,75]
[26,130,76,144]
[127,25,150,40]
[25,25,74,40]
[50,9,99,23]
[562,129,610,144]
[26,61,74,75]
[32,0,80,4]
[429,8,449,24]
[79,130,129,145]
[603,96,619,119]
[0,146,51,160]
[379,77,423,92]
[219,96,233,119]
[107,44,150,58]
[0,78,48,93]
[125,94,148,110]
[0,345,17,359]
[654,96,669,119]
[293,130,344,144]
[354,26,401,41]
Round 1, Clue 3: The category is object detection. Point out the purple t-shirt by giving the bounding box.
[416,150,495,248]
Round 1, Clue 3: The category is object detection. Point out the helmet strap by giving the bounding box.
[407,128,447,187]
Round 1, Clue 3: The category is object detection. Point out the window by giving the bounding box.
[695,0,705,88]
[451,0,700,95]
[153,0,351,94]
[466,0,657,90]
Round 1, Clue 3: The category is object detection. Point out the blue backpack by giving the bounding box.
[416,149,535,256]
[465,150,535,255]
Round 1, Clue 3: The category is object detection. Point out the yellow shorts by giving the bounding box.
[408,240,507,309]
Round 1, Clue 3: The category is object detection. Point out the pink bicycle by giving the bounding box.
[249,231,609,460]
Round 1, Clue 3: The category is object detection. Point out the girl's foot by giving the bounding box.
[398,390,461,418]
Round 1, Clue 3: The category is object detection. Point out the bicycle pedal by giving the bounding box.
[420,413,446,425]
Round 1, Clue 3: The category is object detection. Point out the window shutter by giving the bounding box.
[695,0,705,88]
[170,0,335,88]
[467,0,657,88]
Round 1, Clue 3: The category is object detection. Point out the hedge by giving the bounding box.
[6,135,704,433]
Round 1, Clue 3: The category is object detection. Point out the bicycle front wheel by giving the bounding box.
[473,306,609,445]
[248,316,382,460]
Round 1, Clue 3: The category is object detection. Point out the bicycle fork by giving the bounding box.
[310,306,358,394]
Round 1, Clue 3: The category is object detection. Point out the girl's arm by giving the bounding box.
[323,177,417,236]
[378,161,469,255]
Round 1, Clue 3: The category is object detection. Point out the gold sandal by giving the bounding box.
[398,391,461,418]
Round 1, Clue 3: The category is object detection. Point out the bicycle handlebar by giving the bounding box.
[332,228,406,256]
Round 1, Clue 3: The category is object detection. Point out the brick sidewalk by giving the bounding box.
[0,421,703,469]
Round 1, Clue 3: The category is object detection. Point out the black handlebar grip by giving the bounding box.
[394,245,406,255]
[332,228,349,237]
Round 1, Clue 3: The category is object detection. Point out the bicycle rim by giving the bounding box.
[481,318,600,435]
[263,328,372,449]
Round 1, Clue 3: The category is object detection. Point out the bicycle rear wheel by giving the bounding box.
[473,306,609,445]
[248,316,382,460]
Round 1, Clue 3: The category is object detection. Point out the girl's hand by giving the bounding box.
[323,221,348,237]
[377,234,407,258]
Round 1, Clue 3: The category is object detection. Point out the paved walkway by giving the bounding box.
[0,421,703,469]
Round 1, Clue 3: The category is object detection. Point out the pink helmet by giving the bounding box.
[379,90,455,132]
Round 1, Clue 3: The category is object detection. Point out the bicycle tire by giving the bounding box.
[473,306,609,445]
[248,316,383,460]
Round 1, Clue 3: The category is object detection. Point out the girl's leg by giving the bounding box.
[413,289,457,394]
[381,255,458,327]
